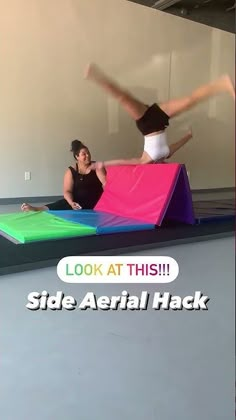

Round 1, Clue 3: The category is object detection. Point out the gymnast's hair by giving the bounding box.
[70,139,88,159]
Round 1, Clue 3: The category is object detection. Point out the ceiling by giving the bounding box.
[128,0,235,33]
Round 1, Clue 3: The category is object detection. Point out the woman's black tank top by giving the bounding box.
[69,164,104,209]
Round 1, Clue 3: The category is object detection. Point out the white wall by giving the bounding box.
[0,0,234,198]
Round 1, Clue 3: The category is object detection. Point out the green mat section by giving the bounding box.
[0,211,96,243]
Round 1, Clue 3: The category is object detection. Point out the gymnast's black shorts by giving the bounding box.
[136,103,170,136]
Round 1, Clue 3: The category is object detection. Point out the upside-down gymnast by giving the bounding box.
[84,63,235,169]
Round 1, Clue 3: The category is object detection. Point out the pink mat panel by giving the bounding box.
[95,163,181,224]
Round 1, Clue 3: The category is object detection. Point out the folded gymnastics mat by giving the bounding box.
[0,211,96,243]
[47,210,155,234]
[95,163,195,225]
[0,164,195,244]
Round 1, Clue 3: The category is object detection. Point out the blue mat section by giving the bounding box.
[195,214,235,224]
[47,210,155,234]
[193,199,235,224]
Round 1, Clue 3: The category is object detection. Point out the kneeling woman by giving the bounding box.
[21,140,106,212]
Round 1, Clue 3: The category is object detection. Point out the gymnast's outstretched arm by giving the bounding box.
[90,154,152,170]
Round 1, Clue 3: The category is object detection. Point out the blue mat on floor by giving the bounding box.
[193,199,235,224]
[47,210,155,234]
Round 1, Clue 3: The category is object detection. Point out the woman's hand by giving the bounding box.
[70,202,82,210]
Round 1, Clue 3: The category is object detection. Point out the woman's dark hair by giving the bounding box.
[70,140,88,159]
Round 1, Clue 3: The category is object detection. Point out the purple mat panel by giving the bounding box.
[163,165,195,225]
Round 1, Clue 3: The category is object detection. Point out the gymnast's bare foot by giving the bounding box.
[186,127,193,140]
[219,74,235,99]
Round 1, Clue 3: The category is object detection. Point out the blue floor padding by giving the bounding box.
[193,199,235,224]
[195,214,235,224]
[47,210,155,234]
